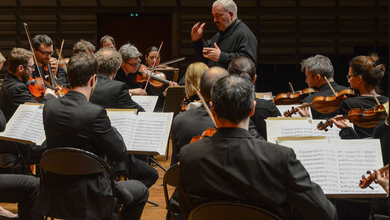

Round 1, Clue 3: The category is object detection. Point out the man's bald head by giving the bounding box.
[200,66,229,102]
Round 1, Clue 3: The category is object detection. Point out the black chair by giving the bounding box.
[163,163,182,220]
[188,201,282,220]
[39,147,121,220]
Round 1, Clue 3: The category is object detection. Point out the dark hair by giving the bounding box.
[67,53,98,88]
[32,35,53,50]
[227,56,256,81]
[145,46,158,57]
[200,67,229,101]
[300,54,334,78]
[7,48,33,73]
[211,75,255,124]
[349,53,385,92]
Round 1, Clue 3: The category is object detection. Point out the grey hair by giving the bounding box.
[300,54,334,78]
[119,43,142,61]
[95,48,122,76]
[32,34,53,50]
[212,0,238,15]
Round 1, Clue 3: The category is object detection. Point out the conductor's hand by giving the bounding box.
[202,43,221,62]
[191,22,205,42]
[296,104,310,117]
[329,115,352,129]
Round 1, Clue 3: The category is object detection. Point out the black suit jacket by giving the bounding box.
[42,91,132,219]
[251,98,281,140]
[0,73,54,122]
[90,73,145,112]
[178,127,337,220]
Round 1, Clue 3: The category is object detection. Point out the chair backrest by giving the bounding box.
[188,201,282,220]
[163,163,180,208]
[39,147,120,220]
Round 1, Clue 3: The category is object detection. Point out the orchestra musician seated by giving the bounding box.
[178,75,337,220]
[100,35,116,49]
[144,46,160,68]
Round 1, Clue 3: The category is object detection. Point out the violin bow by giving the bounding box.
[80,39,92,55]
[187,80,217,128]
[144,42,163,91]
[154,57,186,68]
[288,82,295,93]
[55,39,65,74]
[372,91,381,105]
[23,22,47,90]
[324,76,337,96]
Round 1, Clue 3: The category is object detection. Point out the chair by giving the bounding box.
[163,163,182,220]
[39,147,121,220]
[188,201,282,220]
[0,153,23,174]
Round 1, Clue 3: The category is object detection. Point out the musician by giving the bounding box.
[336,53,388,138]
[297,55,347,119]
[100,35,116,49]
[90,48,159,188]
[228,56,281,139]
[144,46,160,67]
[191,0,258,69]
[31,35,67,88]
[178,75,337,220]
[42,52,149,220]
[115,43,151,96]
[56,39,96,89]
[181,62,209,111]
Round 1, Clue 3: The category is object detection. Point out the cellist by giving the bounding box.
[296,55,347,119]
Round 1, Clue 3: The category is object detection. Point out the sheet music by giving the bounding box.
[267,117,342,143]
[0,104,45,145]
[107,110,173,155]
[279,139,385,195]
[131,96,158,112]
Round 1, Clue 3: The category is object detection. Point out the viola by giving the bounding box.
[27,77,45,100]
[317,104,387,131]
[274,88,317,105]
[190,128,217,143]
[284,89,357,117]
[136,64,170,88]
[359,164,389,189]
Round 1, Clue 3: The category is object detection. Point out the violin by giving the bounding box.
[190,128,217,143]
[43,62,69,97]
[136,64,170,88]
[284,89,357,117]
[359,164,389,189]
[274,88,317,105]
[317,104,387,131]
[27,77,45,100]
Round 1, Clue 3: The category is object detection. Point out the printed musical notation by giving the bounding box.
[131,95,158,112]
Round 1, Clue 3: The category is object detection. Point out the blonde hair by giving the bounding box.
[185,62,209,99]
[0,52,5,63]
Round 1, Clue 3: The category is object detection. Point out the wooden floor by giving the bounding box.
[1,150,174,220]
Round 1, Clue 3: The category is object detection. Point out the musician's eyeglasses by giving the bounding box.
[24,64,35,71]
[346,75,356,80]
[125,59,140,67]
[36,49,53,57]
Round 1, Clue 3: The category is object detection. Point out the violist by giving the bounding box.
[181,62,209,111]
[144,46,160,67]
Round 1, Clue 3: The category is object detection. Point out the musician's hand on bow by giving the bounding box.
[330,115,352,129]
[163,81,179,97]
[45,87,57,98]
[191,22,205,42]
[129,88,147,96]
[203,43,221,62]
[374,169,389,195]
[296,104,310,117]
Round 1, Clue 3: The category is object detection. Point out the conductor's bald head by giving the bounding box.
[200,67,229,102]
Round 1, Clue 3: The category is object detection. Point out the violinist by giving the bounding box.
[336,53,388,138]
[31,34,68,88]
[115,43,150,96]
[181,62,209,111]
[296,55,347,119]
[178,75,337,220]
[228,56,281,139]
[0,48,55,158]
[99,35,116,49]
[90,48,158,189]
[144,46,160,67]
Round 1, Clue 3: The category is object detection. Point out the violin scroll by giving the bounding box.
[359,164,389,189]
